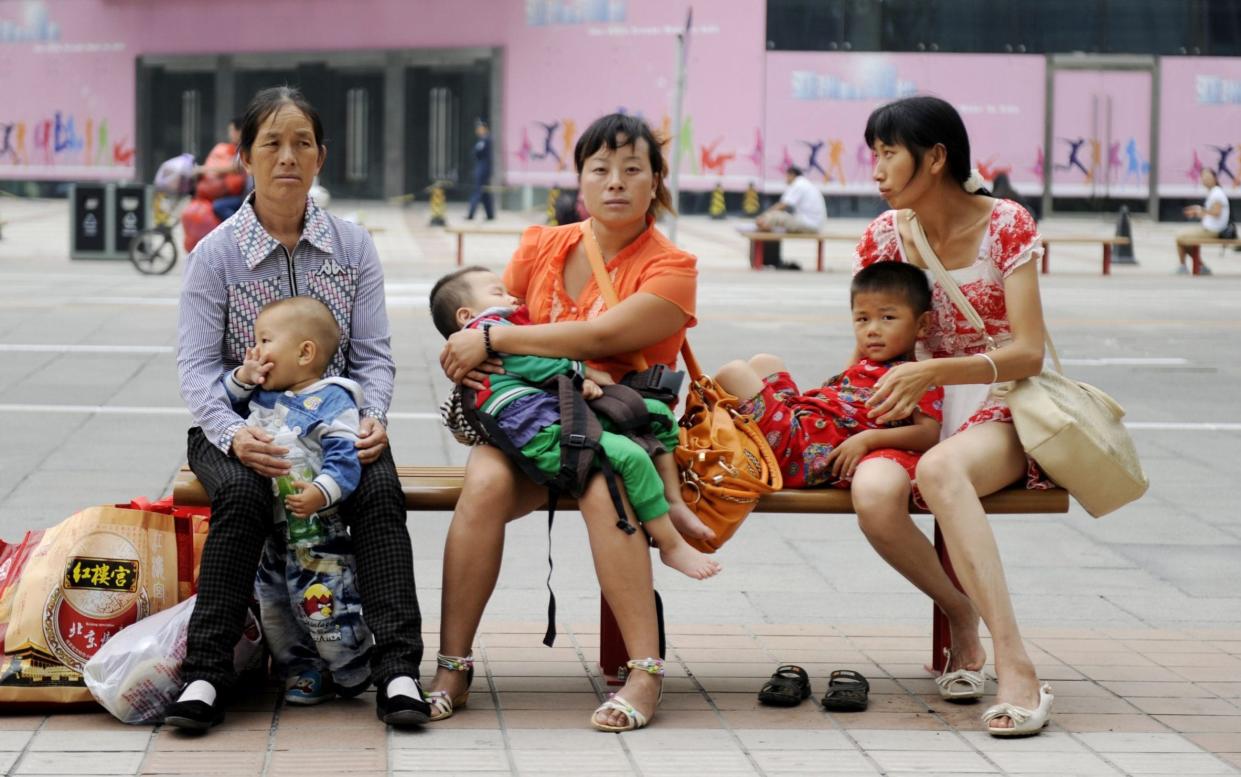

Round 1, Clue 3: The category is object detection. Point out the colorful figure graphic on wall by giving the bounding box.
[1208,144,1236,186]
[824,139,846,185]
[700,138,734,176]
[1056,137,1091,179]
[976,156,1011,184]
[560,118,576,169]
[1186,149,1205,184]
[515,127,533,164]
[532,120,562,168]
[855,142,874,181]
[1108,141,1123,183]
[799,139,827,180]
[1030,147,1044,179]
[746,129,764,173]
[1124,138,1149,184]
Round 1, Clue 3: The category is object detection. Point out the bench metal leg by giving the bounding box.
[1190,245,1202,275]
[1103,244,1112,275]
[932,521,964,674]
[751,241,763,271]
[456,234,464,267]
[1041,241,1050,274]
[817,240,824,272]
[599,591,666,686]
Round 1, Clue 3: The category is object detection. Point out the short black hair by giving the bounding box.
[786,165,803,177]
[573,113,674,218]
[429,266,491,338]
[851,261,932,315]
[237,86,324,157]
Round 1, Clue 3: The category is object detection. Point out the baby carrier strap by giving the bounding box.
[588,383,668,458]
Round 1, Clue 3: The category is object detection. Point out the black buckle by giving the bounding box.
[567,433,588,447]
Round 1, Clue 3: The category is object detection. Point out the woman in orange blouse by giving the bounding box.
[435,114,697,732]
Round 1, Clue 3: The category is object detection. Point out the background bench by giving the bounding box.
[738,230,861,272]
[1181,236,1241,275]
[444,225,528,267]
[174,465,1068,684]
[1040,235,1132,275]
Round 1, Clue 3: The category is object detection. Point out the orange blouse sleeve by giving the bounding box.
[637,250,698,327]
[501,226,545,301]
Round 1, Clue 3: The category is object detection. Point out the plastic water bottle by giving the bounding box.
[272,431,326,545]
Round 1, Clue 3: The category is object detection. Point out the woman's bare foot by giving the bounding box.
[989,658,1042,731]
[428,666,469,707]
[668,501,715,541]
[923,608,987,677]
[592,669,661,729]
[658,540,721,579]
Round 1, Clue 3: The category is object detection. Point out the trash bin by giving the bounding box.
[70,182,152,261]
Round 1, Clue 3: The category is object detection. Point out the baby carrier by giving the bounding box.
[449,374,672,646]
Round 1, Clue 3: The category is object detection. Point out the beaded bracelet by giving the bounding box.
[482,324,499,359]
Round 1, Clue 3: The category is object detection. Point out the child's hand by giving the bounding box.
[236,346,274,387]
[824,433,873,480]
[584,366,614,386]
[284,482,327,518]
[582,378,603,400]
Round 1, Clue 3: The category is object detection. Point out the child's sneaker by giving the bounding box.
[285,669,334,705]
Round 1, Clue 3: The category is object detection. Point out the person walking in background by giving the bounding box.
[467,118,495,221]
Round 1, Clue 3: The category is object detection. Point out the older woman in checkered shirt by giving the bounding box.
[168,86,430,730]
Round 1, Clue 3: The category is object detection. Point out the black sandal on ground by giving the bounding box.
[758,664,812,707]
[821,669,869,712]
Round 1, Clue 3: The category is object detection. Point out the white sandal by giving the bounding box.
[591,658,664,733]
[935,648,985,701]
[427,653,473,722]
[982,683,1054,737]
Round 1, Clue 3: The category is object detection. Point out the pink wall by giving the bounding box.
[501,0,767,191]
[1050,69,1152,198]
[1159,57,1241,197]
[763,52,1046,195]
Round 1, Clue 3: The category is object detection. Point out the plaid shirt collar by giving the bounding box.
[233,192,335,270]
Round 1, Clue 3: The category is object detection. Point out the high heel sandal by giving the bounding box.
[591,658,664,733]
[427,653,474,722]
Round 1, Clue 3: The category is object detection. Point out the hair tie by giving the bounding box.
[963,168,986,194]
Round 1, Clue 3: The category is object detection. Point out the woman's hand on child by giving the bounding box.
[581,378,603,400]
[232,426,290,477]
[825,433,872,479]
[355,416,388,464]
[284,482,326,518]
[867,361,936,425]
[441,329,505,387]
[236,346,274,386]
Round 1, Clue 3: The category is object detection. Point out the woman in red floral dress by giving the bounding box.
[849,96,1055,737]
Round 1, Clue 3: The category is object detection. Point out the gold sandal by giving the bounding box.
[591,658,664,732]
[427,653,474,722]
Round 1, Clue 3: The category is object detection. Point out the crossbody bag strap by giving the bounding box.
[905,210,1062,373]
[578,220,703,381]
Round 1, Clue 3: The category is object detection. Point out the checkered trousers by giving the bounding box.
[183,427,423,691]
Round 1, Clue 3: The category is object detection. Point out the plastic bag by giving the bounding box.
[82,595,262,724]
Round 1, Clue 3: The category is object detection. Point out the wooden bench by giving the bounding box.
[739,230,861,272]
[174,465,1068,683]
[1180,236,1241,275]
[444,225,529,267]
[1039,236,1131,275]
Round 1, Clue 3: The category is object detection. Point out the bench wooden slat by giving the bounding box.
[173,465,1068,514]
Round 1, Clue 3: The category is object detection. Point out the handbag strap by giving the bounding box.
[578,220,703,380]
[905,210,1062,373]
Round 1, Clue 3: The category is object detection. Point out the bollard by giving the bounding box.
[709,183,726,220]
[742,182,760,216]
[1113,205,1136,264]
[546,186,560,226]
[428,182,447,227]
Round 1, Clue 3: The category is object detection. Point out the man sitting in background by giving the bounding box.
[757,165,827,233]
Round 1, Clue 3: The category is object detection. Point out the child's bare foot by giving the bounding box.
[668,501,715,542]
[659,541,721,580]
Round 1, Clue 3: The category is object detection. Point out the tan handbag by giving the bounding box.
[908,212,1148,518]
[579,221,782,551]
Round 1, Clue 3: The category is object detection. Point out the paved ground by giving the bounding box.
[0,195,1239,775]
